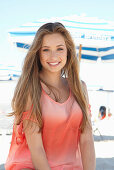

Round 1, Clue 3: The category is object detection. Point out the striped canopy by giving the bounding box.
[0,64,21,80]
[8,15,114,62]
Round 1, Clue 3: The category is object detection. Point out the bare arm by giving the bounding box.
[80,81,96,170]
[23,120,51,170]
[79,123,96,170]
[23,95,51,170]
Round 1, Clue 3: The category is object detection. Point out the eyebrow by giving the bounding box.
[41,44,65,48]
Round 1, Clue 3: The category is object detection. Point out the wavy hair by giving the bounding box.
[10,22,90,132]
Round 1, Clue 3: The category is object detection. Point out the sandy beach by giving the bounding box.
[0,81,114,170]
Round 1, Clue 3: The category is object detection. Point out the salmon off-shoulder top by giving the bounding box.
[5,86,89,170]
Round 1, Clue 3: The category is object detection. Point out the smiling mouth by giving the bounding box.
[47,62,61,66]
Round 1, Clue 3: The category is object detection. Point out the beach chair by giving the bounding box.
[92,120,103,140]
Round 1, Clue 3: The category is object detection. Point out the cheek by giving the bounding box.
[40,54,47,62]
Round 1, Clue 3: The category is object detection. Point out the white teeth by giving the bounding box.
[48,62,59,65]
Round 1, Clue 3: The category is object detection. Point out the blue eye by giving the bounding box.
[43,49,49,52]
[57,48,63,51]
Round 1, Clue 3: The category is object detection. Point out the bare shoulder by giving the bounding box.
[81,80,89,103]
[81,80,88,93]
[81,80,87,88]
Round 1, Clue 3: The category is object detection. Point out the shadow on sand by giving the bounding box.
[0,164,5,170]
[96,157,114,170]
[94,135,114,141]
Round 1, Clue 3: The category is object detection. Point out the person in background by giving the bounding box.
[5,22,96,170]
[98,106,106,120]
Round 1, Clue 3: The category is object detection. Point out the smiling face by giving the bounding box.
[39,33,67,75]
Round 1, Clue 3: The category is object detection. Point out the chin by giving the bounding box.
[47,68,62,73]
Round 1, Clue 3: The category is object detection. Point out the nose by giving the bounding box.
[50,50,58,58]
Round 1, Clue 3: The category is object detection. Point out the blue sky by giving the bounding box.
[0,0,114,88]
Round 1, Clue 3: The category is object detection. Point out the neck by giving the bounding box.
[39,70,64,88]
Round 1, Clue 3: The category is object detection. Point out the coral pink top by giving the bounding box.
[5,87,84,170]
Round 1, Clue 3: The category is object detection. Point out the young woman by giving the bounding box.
[5,22,96,170]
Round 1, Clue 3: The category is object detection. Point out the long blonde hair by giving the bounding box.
[10,22,90,132]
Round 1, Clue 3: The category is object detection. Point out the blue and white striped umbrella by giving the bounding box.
[8,15,114,62]
[0,64,21,81]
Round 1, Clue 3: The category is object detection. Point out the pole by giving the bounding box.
[79,44,82,62]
